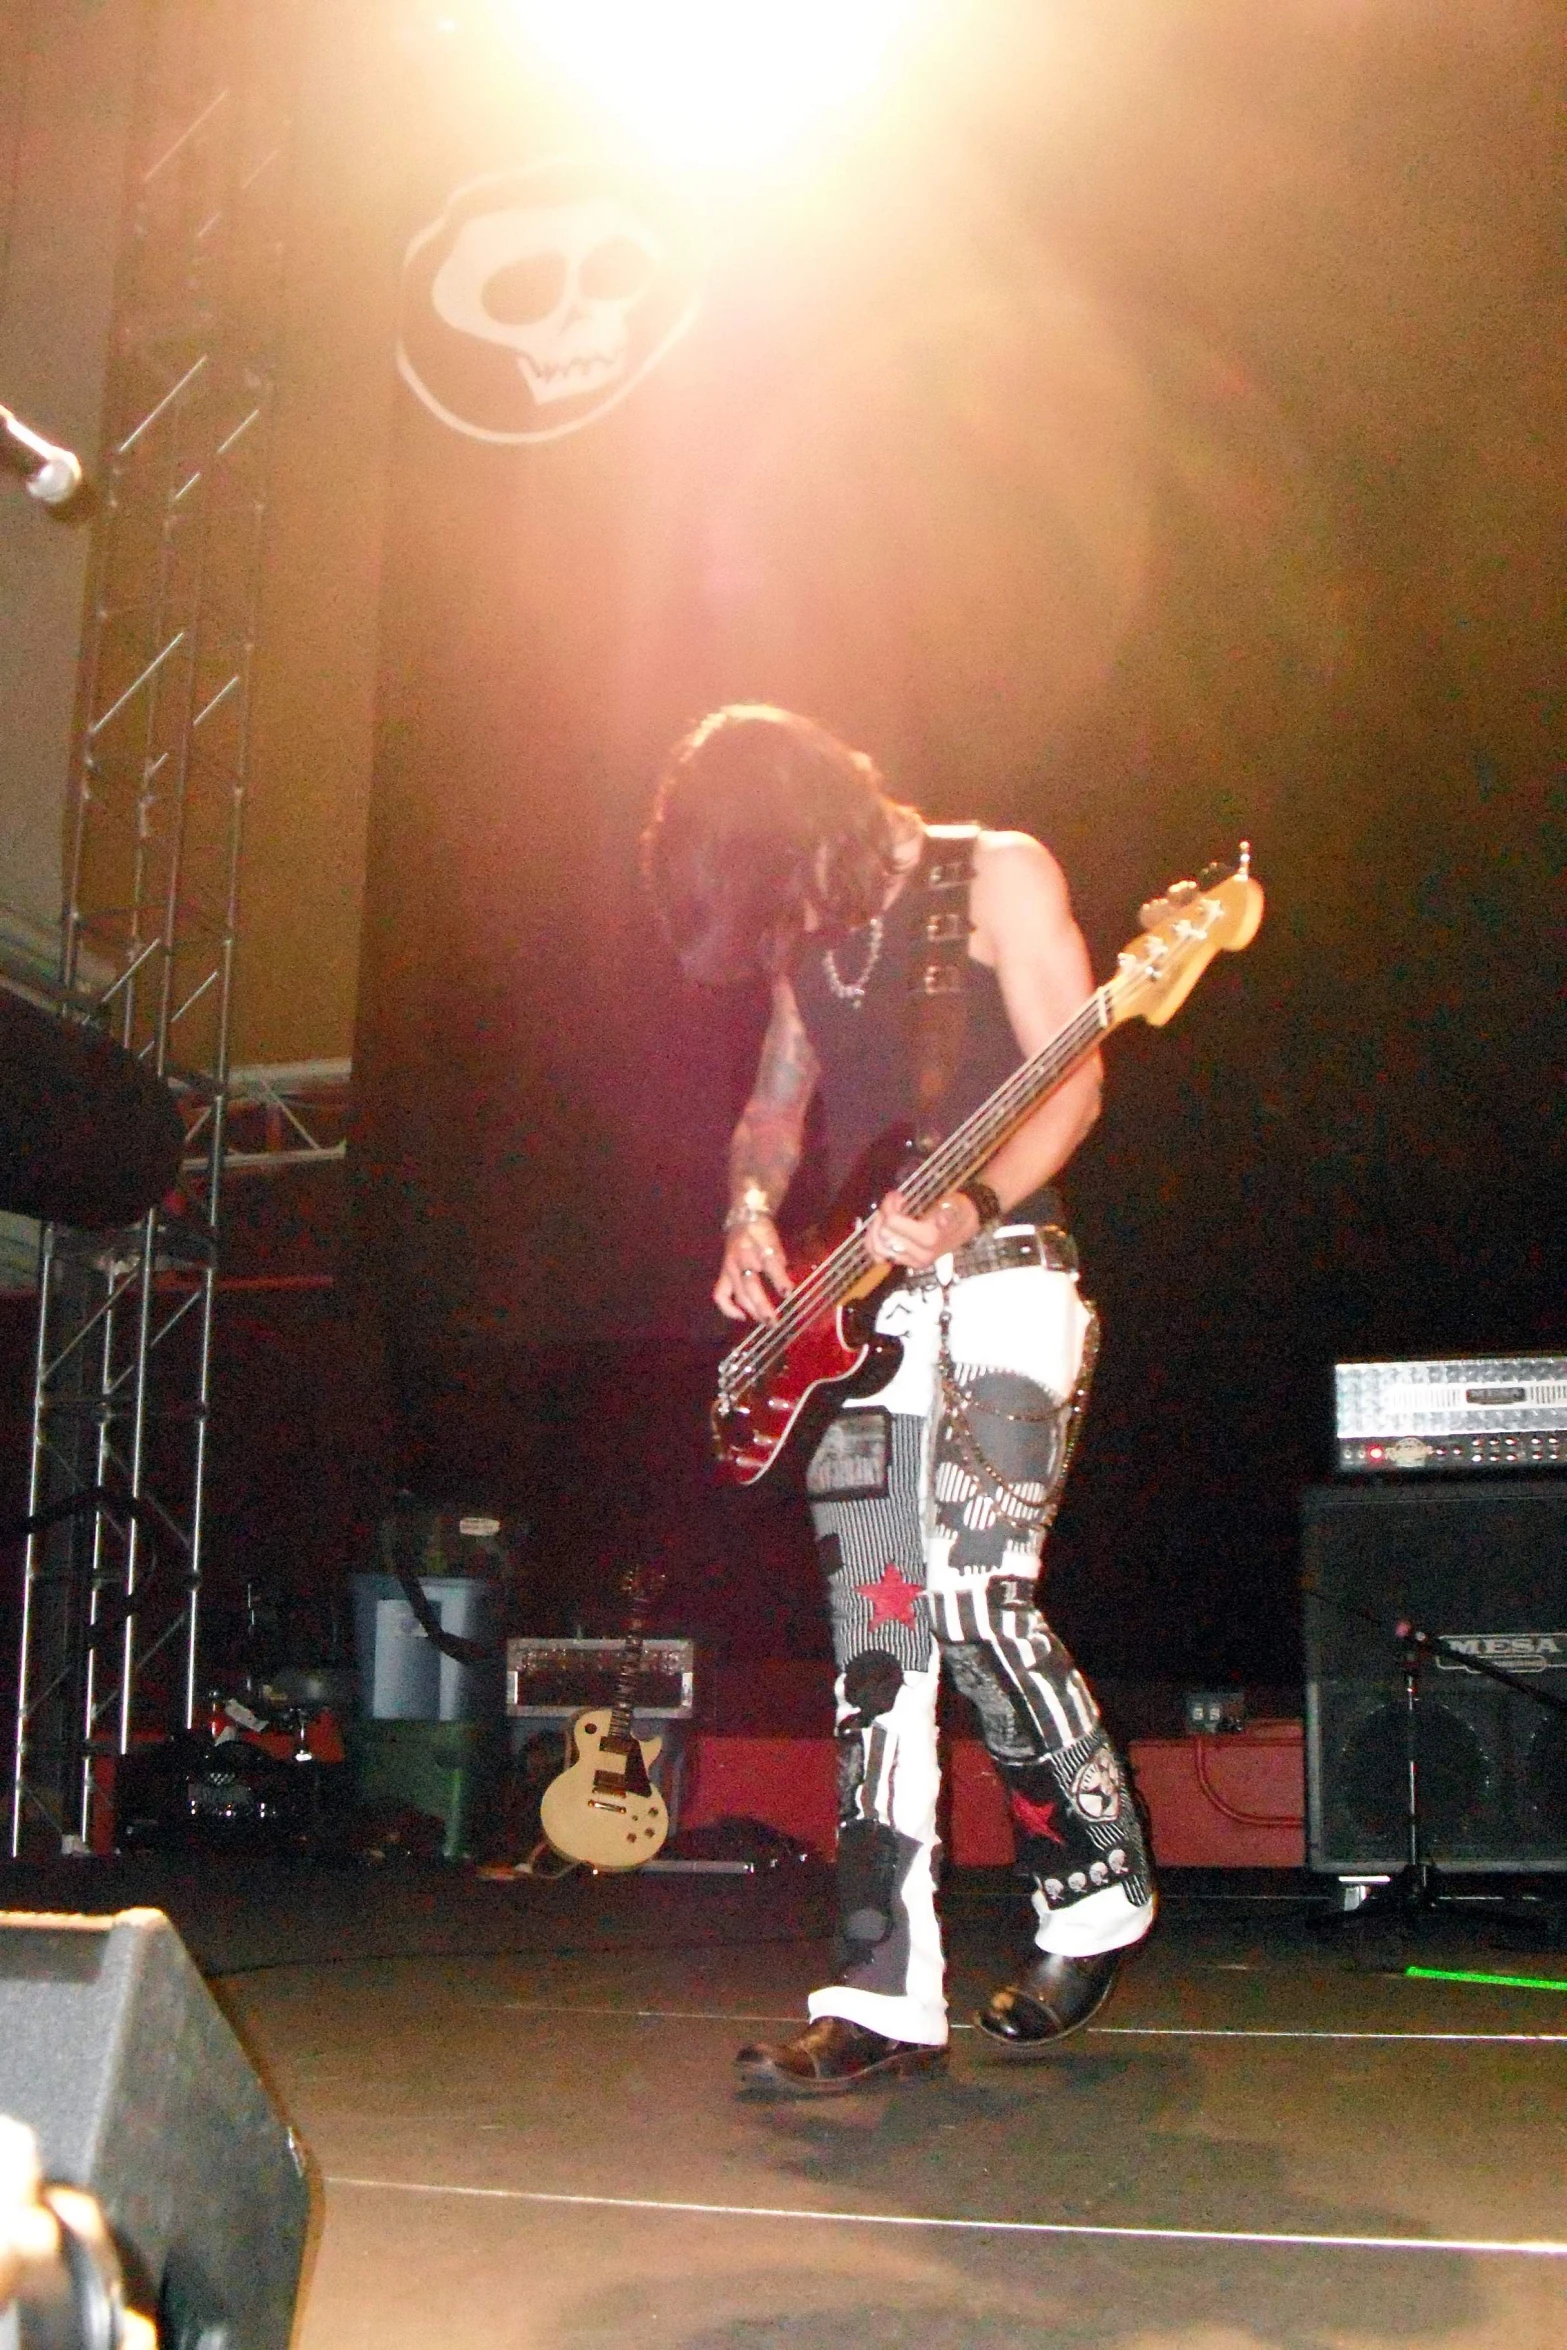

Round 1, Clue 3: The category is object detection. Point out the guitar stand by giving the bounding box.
[640,1854,761,1876]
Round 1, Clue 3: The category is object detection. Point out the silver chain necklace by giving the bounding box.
[822,915,884,1007]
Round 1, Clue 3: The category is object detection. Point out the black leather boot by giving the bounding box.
[974,1947,1124,2057]
[735,2015,948,2096]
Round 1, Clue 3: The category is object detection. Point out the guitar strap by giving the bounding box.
[907,823,980,1153]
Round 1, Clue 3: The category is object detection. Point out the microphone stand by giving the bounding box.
[1394,1617,1435,1911]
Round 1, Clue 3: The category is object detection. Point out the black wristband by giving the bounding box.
[958,1178,1002,1230]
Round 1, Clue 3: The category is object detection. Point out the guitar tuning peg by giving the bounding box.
[1138,878,1198,930]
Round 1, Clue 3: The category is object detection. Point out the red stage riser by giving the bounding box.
[682,1721,1305,1870]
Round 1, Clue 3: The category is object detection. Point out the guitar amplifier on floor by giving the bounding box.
[506,1638,695,1719]
[1303,1481,1567,1875]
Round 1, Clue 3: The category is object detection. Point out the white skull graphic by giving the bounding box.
[1069,1748,1123,1822]
[430,199,664,409]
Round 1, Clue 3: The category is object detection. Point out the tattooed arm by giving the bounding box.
[715,975,820,1323]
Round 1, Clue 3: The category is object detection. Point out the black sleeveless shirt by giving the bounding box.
[790,833,1067,1226]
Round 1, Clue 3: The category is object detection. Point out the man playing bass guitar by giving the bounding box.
[643,705,1155,2095]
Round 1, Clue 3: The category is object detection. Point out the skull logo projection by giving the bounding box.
[398,161,704,445]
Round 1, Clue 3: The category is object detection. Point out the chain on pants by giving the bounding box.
[802,1250,1155,2048]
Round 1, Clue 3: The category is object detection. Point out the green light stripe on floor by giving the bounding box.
[1406,1966,1567,1993]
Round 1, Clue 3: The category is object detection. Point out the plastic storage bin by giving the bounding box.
[351,1572,494,1722]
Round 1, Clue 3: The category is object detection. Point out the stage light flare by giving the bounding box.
[502,0,925,169]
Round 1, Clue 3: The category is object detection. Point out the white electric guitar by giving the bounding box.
[538,1578,669,1870]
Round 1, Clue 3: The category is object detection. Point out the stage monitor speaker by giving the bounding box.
[0,1906,310,2349]
[0,989,184,1227]
[1303,1480,1567,1875]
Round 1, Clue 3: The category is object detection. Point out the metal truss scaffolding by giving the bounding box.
[8,0,301,1856]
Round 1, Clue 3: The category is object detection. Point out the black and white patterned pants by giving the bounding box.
[803,1243,1154,2047]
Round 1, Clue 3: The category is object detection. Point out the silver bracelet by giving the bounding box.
[723,1187,774,1235]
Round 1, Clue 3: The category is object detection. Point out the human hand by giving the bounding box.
[864,1187,981,1273]
[715,1214,793,1321]
[0,2118,53,2309]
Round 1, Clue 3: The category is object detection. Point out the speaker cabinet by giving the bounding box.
[0,1906,310,2349]
[1303,1480,1567,1874]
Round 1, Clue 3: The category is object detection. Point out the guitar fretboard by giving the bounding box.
[607,1590,652,1746]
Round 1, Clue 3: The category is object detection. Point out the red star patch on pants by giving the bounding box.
[1010,1790,1066,1845]
[856,1562,922,1628]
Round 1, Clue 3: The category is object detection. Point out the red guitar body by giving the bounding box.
[711,1269,901,1486]
[712,1135,911,1486]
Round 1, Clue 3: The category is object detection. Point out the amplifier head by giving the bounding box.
[1334,1354,1567,1474]
[506,1637,695,1720]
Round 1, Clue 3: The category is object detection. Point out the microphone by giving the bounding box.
[0,402,86,509]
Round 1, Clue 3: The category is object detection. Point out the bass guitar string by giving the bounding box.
[728,897,1228,1399]
[871,907,1216,1225]
[722,991,1115,1393]
[725,1025,1098,1399]
[722,987,1117,1398]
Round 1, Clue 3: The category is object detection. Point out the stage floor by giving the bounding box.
[8,1859,1567,2346]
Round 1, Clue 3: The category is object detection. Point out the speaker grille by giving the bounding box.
[1525,1714,1567,1839]
[1303,1481,1567,1873]
[1333,1699,1490,1846]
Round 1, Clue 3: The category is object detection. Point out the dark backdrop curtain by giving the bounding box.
[351,2,1563,1675]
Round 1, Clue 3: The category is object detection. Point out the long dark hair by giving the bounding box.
[642,705,906,985]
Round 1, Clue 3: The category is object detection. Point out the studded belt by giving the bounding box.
[904,1222,1079,1290]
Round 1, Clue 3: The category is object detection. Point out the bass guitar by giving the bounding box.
[713,851,1264,1485]
[538,1575,670,1870]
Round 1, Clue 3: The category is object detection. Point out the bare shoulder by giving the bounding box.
[970,829,1076,953]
